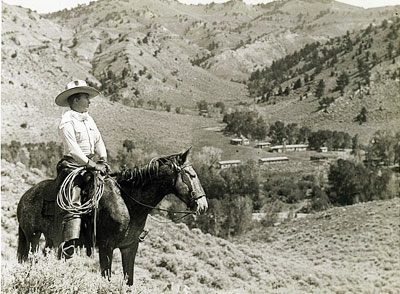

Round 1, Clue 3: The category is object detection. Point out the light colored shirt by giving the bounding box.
[58,110,107,165]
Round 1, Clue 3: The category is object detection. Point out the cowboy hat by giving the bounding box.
[55,80,100,107]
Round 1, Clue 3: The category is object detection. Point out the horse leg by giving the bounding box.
[17,226,29,262]
[30,232,41,254]
[43,238,53,256]
[120,242,139,286]
[98,244,114,280]
[18,226,41,262]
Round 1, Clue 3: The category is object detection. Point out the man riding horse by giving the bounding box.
[55,80,109,258]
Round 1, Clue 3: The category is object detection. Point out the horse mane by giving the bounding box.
[115,154,179,187]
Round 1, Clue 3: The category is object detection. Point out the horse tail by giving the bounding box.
[17,226,29,262]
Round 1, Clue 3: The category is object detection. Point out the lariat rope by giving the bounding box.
[56,167,104,215]
[57,167,105,252]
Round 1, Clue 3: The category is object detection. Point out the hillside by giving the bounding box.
[249,17,400,143]
[44,0,396,81]
[1,0,399,153]
[2,159,399,293]
[1,3,216,155]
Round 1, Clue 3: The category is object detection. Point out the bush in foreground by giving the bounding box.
[1,252,141,294]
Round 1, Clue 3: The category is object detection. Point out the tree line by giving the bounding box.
[2,132,398,240]
[186,133,398,237]
[223,114,355,151]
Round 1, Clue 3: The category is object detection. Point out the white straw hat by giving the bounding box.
[55,80,100,107]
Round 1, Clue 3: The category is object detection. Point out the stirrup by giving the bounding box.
[139,229,149,242]
[58,241,75,259]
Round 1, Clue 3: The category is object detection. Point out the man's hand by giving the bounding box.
[96,160,111,174]
[94,163,108,174]
[87,159,110,174]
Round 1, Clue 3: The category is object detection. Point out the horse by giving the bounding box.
[16,147,208,285]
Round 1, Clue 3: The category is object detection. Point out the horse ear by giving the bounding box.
[179,146,192,164]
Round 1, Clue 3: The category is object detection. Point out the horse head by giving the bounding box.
[170,147,208,215]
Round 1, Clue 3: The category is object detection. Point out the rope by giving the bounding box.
[57,167,105,215]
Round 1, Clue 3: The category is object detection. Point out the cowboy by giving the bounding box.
[55,79,109,258]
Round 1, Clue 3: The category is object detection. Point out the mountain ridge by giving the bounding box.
[2,0,399,152]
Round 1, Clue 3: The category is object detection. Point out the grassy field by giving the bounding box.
[2,159,399,293]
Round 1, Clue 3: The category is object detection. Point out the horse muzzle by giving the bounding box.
[194,195,208,215]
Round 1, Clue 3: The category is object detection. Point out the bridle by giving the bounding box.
[109,161,204,216]
[171,162,206,202]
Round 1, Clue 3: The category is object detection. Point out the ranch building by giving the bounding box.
[230,138,250,145]
[318,146,328,152]
[270,144,308,153]
[218,160,242,169]
[255,142,271,149]
[258,157,289,165]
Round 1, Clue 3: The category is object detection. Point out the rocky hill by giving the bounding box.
[1,0,399,152]
[45,0,396,81]
[1,159,399,293]
[249,16,400,142]
[1,3,215,154]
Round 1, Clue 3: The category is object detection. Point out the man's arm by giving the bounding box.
[95,134,107,161]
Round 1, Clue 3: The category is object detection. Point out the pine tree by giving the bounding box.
[336,71,349,95]
[355,107,367,125]
[293,78,302,90]
[315,79,325,99]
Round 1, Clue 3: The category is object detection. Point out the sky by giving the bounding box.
[2,0,400,13]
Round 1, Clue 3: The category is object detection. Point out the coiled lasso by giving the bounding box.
[57,167,104,215]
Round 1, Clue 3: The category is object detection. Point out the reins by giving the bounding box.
[148,213,193,224]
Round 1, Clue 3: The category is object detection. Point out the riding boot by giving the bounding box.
[61,186,81,258]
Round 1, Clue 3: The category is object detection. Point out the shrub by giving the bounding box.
[196,100,208,112]
[1,141,63,176]
[355,106,367,125]
[327,159,394,205]
[232,266,251,280]
[260,200,282,227]
[157,255,178,275]
[319,96,335,110]
[1,253,136,294]
[122,139,135,152]
[310,186,330,211]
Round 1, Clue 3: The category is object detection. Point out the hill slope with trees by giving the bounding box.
[2,0,399,150]
[248,16,400,143]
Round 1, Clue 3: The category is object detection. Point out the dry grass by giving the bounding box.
[2,160,399,293]
[1,3,400,292]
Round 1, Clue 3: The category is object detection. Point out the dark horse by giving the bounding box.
[17,148,208,285]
